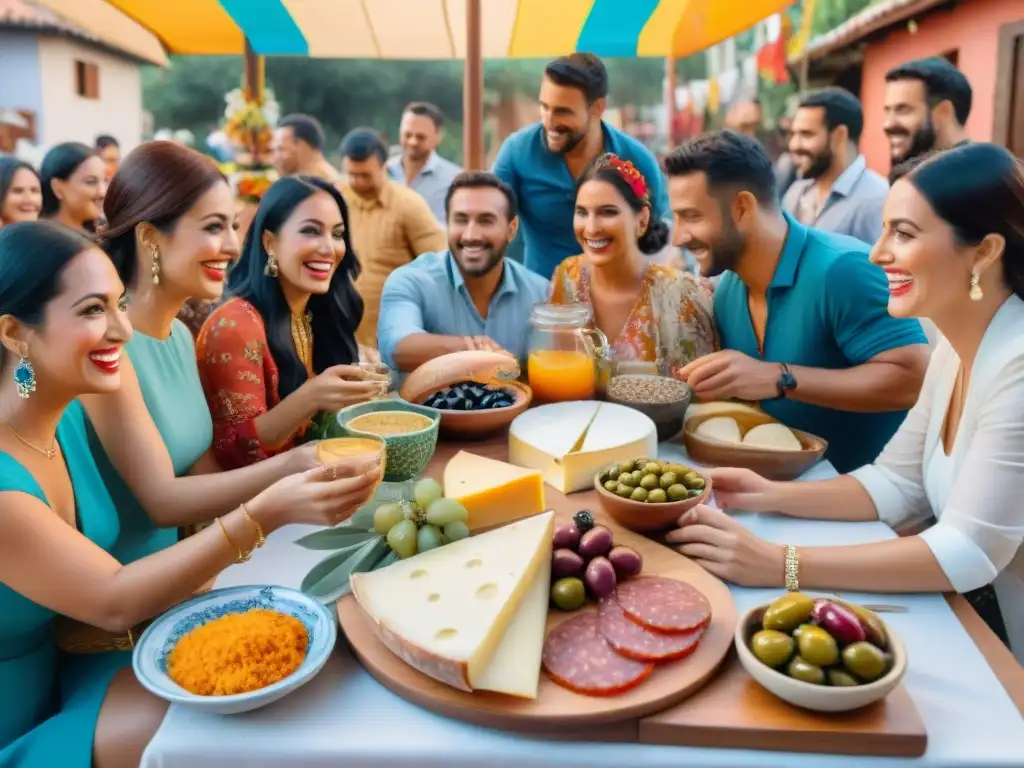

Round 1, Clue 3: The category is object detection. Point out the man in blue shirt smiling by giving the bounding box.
[492,53,669,279]
[668,131,930,472]
[377,171,549,373]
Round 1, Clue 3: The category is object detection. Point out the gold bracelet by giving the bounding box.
[784,544,800,591]
[241,502,266,549]
[217,516,250,564]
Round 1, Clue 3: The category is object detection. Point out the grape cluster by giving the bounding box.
[372,478,470,559]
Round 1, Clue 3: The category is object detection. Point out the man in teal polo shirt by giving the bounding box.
[492,53,669,279]
[667,131,930,472]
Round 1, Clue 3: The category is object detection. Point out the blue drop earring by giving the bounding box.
[14,355,35,399]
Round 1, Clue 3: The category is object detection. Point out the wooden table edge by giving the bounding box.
[946,594,1024,715]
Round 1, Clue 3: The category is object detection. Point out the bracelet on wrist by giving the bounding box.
[241,502,266,549]
[784,544,800,591]
[217,516,251,564]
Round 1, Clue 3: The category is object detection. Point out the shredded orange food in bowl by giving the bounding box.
[167,609,308,696]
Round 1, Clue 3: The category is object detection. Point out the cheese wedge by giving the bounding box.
[694,416,743,444]
[350,511,554,693]
[742,422,803,451]
[509,402,658,493]
[443,451,546,530]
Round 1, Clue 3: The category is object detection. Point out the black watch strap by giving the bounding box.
[776,362,797,398]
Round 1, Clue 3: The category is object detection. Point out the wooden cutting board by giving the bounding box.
[638,651,927,757]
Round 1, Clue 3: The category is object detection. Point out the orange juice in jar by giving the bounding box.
[526,304,608,403]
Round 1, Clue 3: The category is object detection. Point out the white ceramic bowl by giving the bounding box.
[734,602,907,713]
[133,585,336,715]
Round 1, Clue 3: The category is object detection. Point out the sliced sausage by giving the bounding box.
[598,596,704,662]
[615,576,711,633]
[542,612,654,696]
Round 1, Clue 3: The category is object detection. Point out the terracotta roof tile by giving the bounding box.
[797,0,952,61]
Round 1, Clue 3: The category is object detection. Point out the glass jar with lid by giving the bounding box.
[526,304,609,402]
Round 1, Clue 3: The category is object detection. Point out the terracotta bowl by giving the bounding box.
[593,469,712,534]
[604,375,692,442]
[735,603,907,713]
[404,380,532,441]
[682,410,827,481]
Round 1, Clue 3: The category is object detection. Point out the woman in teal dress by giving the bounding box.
[0,222,381,767]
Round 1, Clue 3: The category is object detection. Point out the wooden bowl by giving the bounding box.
[605,375,692,442]
[593,469,712,534]
[405,380,532,441]
[735,603,907,713]
[682,409,827,481]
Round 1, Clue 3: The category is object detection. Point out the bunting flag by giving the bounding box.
[756,13,793,84]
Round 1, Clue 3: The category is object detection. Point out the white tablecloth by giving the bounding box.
[141,447,1024,767]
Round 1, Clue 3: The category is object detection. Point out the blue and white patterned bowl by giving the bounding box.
[132,585,336,715]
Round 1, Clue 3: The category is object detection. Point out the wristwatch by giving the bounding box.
[775,363,797,399]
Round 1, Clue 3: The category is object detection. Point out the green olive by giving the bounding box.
[617,472,636,487]
[666,484,689,501]
[640,473,659,490]
[796,625,840,667]
[643,462,662,475]
[646,488,667,504]
[827,669,860,687]
[762,592,815,633]
[685,477,706,490]
[631,470,645,485]
[842,641,890,681]
[630,487,649,502]
[615,484,634,498]
[550,577,586,611]
[750,629,794,668]
[618,459,635,474]
[687,489,703,498]
[682,471,702,485]
[603,480,619,492]
[659,471,679,489]
[787,655,826,685]
[792,623,814,642]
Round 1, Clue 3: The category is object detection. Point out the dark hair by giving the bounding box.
[798,87,864,143]
[895,143,1024,301]
[885,57,972,125]
[278,114,326,151]
[404,102,444,129]
[444,171,518,221]
[340,128,388,163]
[664,130,777,207]
[227,176,363,398]
[0,220,95,329]
[0,157,40,209]
[99,141,226,287]
[544,53,608,104]
[39,142,97,217]
[95,135,119,150]
[577,153,669,255]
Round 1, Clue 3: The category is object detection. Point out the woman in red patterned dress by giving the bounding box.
[197,176,385,468]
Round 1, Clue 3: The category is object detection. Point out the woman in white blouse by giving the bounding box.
[667,143,1024,662]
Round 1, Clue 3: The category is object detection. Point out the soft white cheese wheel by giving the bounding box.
[742,422,803,451]
[694,416,742,444]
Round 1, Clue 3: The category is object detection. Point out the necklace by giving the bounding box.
[1,419,57,459]
[291,311,314,376]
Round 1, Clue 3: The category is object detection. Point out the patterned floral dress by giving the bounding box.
[195,298,302,469]
[549,256,717,379]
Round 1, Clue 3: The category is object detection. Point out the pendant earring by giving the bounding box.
[151,249,161,285]
[265,251,279,277]
[969,270,984,301]
[14,356,35,399]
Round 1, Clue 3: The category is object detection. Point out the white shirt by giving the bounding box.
[851,295,1024,664]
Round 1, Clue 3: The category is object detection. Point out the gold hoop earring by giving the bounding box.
[969,270,983,301]
[264,252,279,277]
[151,249,161,285]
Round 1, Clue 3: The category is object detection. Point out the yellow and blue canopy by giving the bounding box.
[38,0,793,60]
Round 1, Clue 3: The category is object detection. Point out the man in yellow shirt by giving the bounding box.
[340,128,446,348]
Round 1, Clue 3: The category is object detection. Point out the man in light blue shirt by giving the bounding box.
[493,53,669,279]
[386,101,462,225]
[378,171,549,373]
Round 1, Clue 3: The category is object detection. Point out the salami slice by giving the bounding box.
[542,612,654,696]
[615,576,711,633]
[598,596,704,662]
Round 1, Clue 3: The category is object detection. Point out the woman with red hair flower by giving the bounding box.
[549,153,717,378]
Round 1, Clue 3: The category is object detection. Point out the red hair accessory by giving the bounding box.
[607,155,648,201]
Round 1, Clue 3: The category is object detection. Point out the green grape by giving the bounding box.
[413,478,443,510]
[417,524,443,553]
[443,520,470,542]
[373,503,405,534]
[386,519,418,559]
[425,498,469,527]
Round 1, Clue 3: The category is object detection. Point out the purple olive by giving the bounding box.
[584,556,617,600]
[811,599,866,646]
[552,523,582,551]
[578,525,614,560]
[551,548,585,579]
[607,546,643,579]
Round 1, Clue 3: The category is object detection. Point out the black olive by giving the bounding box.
[573,510,595,533]
[454,398,473,411]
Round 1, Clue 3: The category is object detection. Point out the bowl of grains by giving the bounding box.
[132,585,336,714]
[605,374,692,441]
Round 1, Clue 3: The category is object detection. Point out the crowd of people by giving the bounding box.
[0,49,1021,767]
